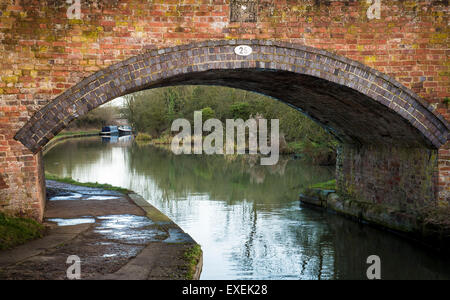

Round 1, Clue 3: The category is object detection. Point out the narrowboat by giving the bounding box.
[118,125,133,135]
[100,126,119,135]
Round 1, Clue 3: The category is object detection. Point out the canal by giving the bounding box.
[43,136,450,280]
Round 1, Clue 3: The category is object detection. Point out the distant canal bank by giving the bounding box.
[0,179,202,280]
[42,130,100,155]
[42,136,450,280]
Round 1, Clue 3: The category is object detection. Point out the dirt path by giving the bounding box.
[0,180,202,280]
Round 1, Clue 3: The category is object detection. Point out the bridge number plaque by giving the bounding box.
[235,45,253,56]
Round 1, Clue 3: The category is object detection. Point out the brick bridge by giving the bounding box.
[0,0,448,223]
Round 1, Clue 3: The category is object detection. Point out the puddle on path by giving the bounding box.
[103,254,118,258]
[49,192,83,201]
[94,214,167,244]
[47,217,96,226]
[49,192,121,201]
[86,195,121,201]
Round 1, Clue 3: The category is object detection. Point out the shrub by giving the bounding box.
[135,132,153,141]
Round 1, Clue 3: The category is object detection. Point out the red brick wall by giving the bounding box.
[0,0,448,219]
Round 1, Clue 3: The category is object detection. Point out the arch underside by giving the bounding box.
[14,40,449,153]
[148,69,433,147]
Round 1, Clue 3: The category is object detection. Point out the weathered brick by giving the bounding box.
[0,0,449,220]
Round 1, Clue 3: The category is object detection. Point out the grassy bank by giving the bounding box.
[309,179,336,190]
[45,172,132,194]
[56,129,99,137]
[0,213,45,250]
[43,130,100,154]
[135,132,171,144]
[302,179,450,233]
[301,179,336,199]
[183,244,202,280]
[51,130,99,141]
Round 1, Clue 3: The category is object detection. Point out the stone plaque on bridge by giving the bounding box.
[230,0,258,22]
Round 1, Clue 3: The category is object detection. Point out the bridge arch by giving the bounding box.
[10,40,450,221]
[14,40,449,153]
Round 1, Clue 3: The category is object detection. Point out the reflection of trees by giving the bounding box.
[226,206,337,279]
[242,204,258,273]
[229,203,450,280]
[43,139,450,280]
[323,213,450,280]
[43,137,106,176]
[242,156,289,184]
[125,145,341,279]
[127,144,334,210]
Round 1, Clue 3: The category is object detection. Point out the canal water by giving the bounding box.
[43,136,450,280]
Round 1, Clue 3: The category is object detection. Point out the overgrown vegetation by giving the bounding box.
[67,105,119,130]
[301,179,337,198]
[309,179,336,190]
[135,132,152,141]
[48,130,99,145]
[121,86,338,165]
[183,244,202,280]
[45,172,131,194]
[54,130,99,138]
[0,213,45,250]
[420,205,450,230]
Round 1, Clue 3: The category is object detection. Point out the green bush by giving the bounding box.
[230,102,251,120]
[201,107,216,120]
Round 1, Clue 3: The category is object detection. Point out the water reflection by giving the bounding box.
[101,135,134,144]
[47,217,96,226]
[44,137,450,280]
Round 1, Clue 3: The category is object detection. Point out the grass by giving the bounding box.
[135,132,173,145]
[44,130,100,152]
[151,134,172,144]
[135,132,152,141]
[0,213,45,250]
[45,172,132,194]
[183,244,202,280]
[56,130,99,137]
[309,179,336,190]
[51,130,99,143]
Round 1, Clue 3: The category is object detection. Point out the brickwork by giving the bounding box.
[0,0,449,220]
[13,40,450,152]
[337,144,440,210]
